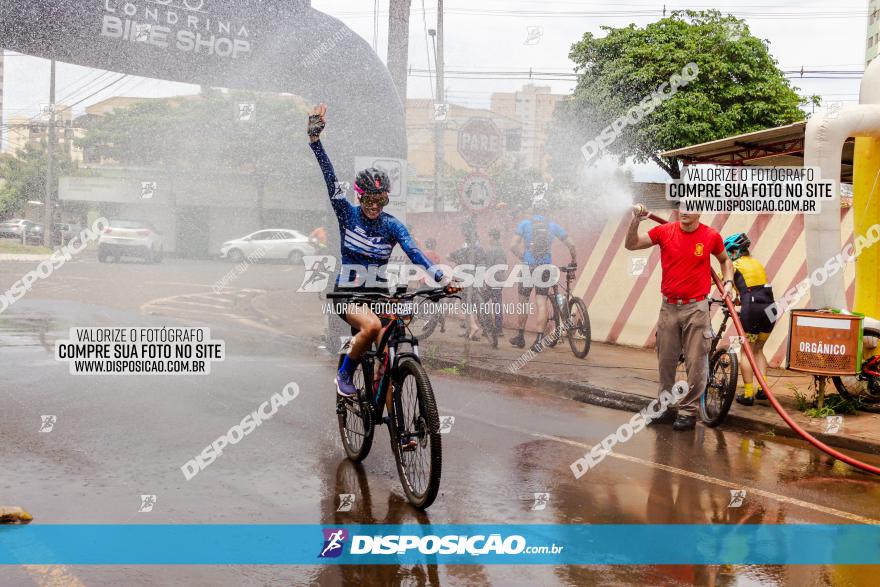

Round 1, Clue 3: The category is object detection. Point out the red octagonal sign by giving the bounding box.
[457,117,503,169]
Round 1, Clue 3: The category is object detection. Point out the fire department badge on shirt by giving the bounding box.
[694,243,704,256]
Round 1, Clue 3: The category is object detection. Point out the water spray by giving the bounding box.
[636,205,880,476]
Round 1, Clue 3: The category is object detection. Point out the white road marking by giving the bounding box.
[21,565,87,587]
[152,300,231,310]
[450,410,880,525]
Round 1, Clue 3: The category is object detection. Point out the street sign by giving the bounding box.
[457,117,503,169]
[459,172,496,212]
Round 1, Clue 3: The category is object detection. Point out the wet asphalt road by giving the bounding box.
[1,257,880,586]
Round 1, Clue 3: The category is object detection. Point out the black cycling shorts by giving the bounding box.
[330,284,392,322]
[518,265,554,297]
[738,286,775,336]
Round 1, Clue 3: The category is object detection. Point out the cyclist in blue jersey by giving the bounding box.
[307,103,449,397]
[509,198,577,350]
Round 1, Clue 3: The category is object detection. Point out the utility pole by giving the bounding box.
[387,0,411,105]
[44,59,56,248]
[432,0,445,213]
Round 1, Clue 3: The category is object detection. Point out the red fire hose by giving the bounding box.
[640,207,880,475]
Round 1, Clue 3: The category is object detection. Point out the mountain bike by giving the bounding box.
[832,325,880,412]
[675,297,738,426]
[411,286,497,348]
[410,299,446,340]
[543,264,591,358]
[326,285,457,509]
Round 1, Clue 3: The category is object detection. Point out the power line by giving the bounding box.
[332,6,869,20]
[407,67,865,81]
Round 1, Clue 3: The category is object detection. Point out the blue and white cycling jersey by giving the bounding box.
[309,140,442,285]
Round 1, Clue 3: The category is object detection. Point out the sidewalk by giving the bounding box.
[253,290,880,456]
[0,254,52,262]
[422,322,880,455]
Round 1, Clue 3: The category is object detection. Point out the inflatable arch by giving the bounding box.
[804,59,880,325]
[0,0,406,176]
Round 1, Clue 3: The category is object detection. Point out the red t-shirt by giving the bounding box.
[648,222,723,299]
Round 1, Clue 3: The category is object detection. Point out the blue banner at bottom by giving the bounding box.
[1,524,878,565]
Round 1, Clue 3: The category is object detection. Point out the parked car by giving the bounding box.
[97,219,164,263]
[0,219,36,240]
[54,223,83,245]
[219,229,316,264]
[25,223,46,246]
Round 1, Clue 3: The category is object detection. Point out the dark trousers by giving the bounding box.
[489,288,503,331]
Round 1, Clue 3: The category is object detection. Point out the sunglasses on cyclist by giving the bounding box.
[360,194,389,207]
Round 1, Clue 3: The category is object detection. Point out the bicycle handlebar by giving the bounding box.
[325,286,458,303]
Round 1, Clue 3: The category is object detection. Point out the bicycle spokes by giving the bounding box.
[398,374,432,495]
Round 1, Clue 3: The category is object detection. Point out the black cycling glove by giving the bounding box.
[307,114,325,138]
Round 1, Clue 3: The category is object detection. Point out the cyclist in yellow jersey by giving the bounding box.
[723,233,776,406]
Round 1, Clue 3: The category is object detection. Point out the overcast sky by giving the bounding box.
[0,0,869,178]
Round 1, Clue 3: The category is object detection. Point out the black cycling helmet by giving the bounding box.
[353,168,391,197]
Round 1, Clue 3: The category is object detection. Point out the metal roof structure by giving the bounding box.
[660,121,855,183]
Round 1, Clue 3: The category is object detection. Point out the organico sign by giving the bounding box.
[0,0,405,164]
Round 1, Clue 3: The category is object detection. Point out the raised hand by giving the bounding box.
[307,103,327,142]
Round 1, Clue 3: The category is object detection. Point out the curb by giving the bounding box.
[248,296,880,458]
[0,254,52,262]
[423,356,880,457]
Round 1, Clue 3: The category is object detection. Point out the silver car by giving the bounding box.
[219,229,316,265]
[0,219,36,239]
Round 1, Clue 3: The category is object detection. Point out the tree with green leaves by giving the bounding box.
[0,144,76,218]
[77,90,315,224]
[554,10,810,179]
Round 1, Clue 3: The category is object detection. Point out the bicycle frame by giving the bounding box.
[709,298,733,355]
[359,312,423,434]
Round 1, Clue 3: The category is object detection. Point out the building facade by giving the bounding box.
[3,105,79,160]
[490,84,565,172]
[868,0,880,66]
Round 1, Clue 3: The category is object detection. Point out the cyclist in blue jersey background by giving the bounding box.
[307,103,447,397]
[509,198,577,351]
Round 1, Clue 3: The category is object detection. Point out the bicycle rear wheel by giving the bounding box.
[336,357,375,462]
[566,297,592,359]
[411,301,440,340]
[390,358,442,509]
[700,348,738,427]
[832,326,880,411]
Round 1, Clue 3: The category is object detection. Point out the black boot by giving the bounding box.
[672,413,696,431]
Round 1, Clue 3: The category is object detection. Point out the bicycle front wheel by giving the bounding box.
[390,358,442,509]
[336,357,375,462]
[700,348,738,427]
[566,297,592,359]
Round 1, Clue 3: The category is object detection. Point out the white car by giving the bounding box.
[219,229,316,265]
[97,219,164,263]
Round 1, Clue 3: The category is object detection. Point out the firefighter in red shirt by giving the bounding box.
[625,205,735,430]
